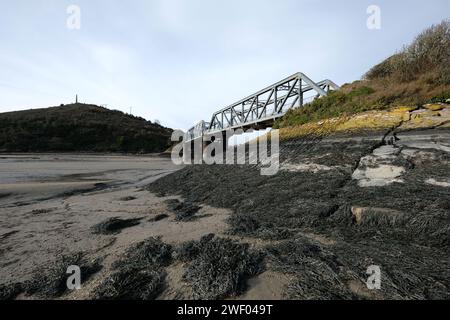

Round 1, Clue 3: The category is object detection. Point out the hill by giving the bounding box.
[275,20,450,130]
[0,103,173,153]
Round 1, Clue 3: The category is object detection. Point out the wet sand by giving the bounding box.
[0,154,180,206]
[0,155,227,296]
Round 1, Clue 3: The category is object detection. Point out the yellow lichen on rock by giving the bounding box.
[423,103,445,111]
[279,104,450,140]
[400,104,449,130]
[335,109,406,132]
[279,116,349,140]
[392,106,418,113]
[280,108,406,140]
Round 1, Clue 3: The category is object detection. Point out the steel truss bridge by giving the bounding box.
[185,72,339,142]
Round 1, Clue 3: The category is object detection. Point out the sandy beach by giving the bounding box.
[0,155,189,295]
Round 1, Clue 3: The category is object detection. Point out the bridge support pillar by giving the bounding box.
[222,131,228,163]
[182,140,194,164]
[299,78,303,107]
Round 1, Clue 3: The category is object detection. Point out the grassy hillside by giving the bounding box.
[0,103,173,153]
[275,20,450,129]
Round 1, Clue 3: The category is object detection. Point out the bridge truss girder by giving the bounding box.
[185,72,339,141]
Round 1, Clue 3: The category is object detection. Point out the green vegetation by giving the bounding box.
[276,20,450,129]
[274,86,380,128]
[365,20,450,84]
[0,103,172,153]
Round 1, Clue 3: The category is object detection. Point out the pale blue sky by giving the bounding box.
[0,0,449,130]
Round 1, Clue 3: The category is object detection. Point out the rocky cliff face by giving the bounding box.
[279,103,450,140]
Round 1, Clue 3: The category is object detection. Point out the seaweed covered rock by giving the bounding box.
[0,282,23,300]
[94,267,166,300]
[147,114,450,299]
[265,236,354,299]
[149,213,169,222]
[113,237,173,270]
[91,217,142,235]
[179,235,265,300]
[228,214,260,235]
[95,237,172,300]
[164,199,201,221]
[24,253,102,298]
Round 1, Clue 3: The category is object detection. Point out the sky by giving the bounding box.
[0,0,449,130]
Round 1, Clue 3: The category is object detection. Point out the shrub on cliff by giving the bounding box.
[365,20,450,84]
